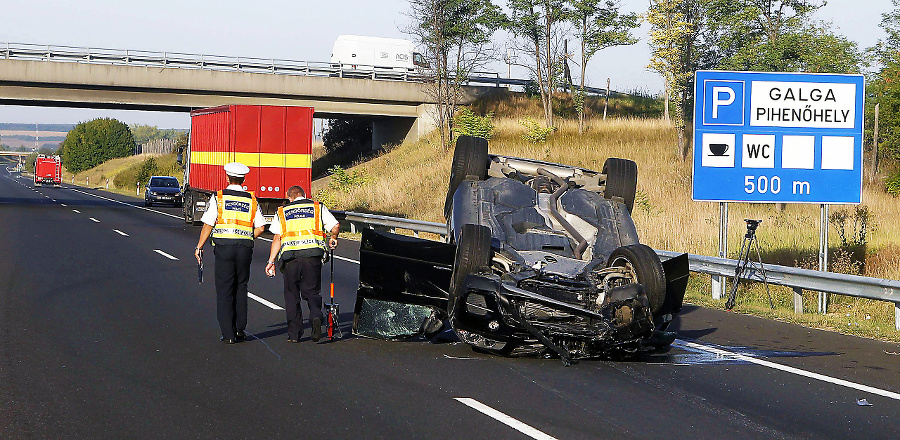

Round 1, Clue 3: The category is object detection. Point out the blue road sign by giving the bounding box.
[693,71,865,204]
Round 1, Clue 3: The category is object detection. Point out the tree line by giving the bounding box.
[406,1,861,144]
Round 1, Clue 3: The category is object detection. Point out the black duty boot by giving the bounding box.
[311,318,322,342]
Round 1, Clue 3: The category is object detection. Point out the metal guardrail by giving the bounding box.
[0,42,628,98]
[332,211,900,330]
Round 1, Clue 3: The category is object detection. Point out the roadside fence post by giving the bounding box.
[793,287,803,314]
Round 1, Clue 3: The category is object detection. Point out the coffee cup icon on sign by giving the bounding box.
[709,143,729,156]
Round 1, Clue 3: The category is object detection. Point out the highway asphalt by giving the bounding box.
[1,164,899,439]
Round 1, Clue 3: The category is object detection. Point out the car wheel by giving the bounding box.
[602,158,637,214]
[607,244,666,315]
[145,199,152,207]
[449,224,492,316]
[444,135,489,219]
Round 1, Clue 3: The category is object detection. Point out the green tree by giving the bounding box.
[701,0,860,73]
[407,0,505,149]
[129,124,183,146]
[59,118,136,173]
[507,0,570,128]
[868,1,900,174]
[570,0,639,133]
[647,0,694,159]
[323,119,373,153]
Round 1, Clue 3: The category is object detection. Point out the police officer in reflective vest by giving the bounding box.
[194,162,267,344]
[265,185,339,343]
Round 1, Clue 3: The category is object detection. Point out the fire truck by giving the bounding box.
[34,155,62,187]
[180,105,314,224]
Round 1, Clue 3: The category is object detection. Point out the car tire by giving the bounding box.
[449,224,492,315]
[607,244,666,315]
[444,135,489,219]
[602,158,637,213]
[145,199,152,207]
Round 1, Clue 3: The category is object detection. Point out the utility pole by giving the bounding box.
[873,103,880,181]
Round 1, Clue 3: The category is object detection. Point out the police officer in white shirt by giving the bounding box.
[265,185,339,343]
[194,162,267,344]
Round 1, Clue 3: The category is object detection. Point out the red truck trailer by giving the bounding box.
[181,105,314,225]
[33,155,62,187]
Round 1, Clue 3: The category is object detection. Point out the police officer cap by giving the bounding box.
[224,162,250,177]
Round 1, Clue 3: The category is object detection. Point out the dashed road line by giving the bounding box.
[454,398,557,440]
[60,203,67,207]
[153,249,179,260]
[67,188,182,220]
[113,229,129,236]
[89,217,100,223]
[248,292,284,310]
[677,340,900,401]
[72,209,81,214]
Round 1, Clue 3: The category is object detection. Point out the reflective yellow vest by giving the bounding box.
[277,200,326,260]
[212,189,257,246]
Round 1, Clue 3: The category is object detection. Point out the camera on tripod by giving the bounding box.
[725,219,771,310]
[744,219,761,236]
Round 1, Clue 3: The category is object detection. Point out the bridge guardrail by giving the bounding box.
[2,42,441,84]
[331,210,900,330]
[1,42,630,98]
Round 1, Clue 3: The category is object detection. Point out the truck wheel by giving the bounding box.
[444,135,489,219]
[607,244,666,315]
[602,158,637,214]
[183,191,193,224]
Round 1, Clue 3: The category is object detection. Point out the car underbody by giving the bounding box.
[353,136,689,365]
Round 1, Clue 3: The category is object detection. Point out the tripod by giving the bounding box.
[725,219,772,310]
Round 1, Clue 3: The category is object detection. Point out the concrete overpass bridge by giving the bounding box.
[0,43,497,148]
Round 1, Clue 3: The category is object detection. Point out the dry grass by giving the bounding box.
[63,153,180,196]
[319,114,900,341]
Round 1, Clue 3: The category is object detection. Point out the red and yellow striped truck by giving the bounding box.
[180,105,314,224]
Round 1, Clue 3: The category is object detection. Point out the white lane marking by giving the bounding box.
[60,203,67,207]
[454,398,558,440]
[65,188,367,265]
[677,340,900,401]
[248,292,284,310]
[67,188,181,220]
[113,229,129,236]
[153,249,179,260]
[89,217,100,223]
[72,209,81,214]
[335,254,359,265]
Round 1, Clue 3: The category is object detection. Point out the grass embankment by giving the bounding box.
[62,153,182,197]
[317,116,900,343]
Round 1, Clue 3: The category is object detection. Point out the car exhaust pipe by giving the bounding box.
[537,168,590,260]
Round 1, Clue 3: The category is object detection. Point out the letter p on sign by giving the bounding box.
[703,80,745,126]
[712,87,734,118]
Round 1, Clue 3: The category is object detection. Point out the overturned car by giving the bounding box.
[353,136,689,365]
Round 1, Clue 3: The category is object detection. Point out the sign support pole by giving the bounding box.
[818,204,830,313]
[712,202,728,299]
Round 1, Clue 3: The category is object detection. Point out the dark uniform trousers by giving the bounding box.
[214,244,253,339]
[282,256,324,340]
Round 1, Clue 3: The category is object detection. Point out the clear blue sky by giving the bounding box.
[0,0,893,129]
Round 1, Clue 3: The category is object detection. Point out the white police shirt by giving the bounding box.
[200,184,267,228]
